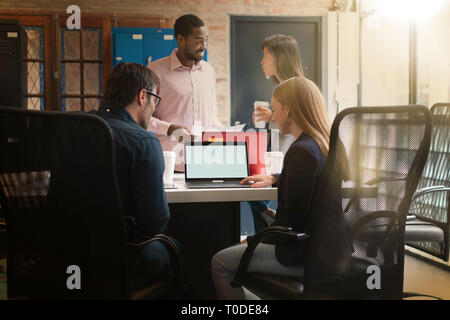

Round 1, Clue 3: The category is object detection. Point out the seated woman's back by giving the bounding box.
[269,76,351,268]
[211,76,349,300]
[272,133,326,265]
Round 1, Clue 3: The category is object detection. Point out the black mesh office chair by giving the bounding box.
[0,107,183,299]
[232,106,431,299]
[0,209,5,259]
[405,103,450,261]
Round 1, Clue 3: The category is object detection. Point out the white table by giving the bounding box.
[165,173,278,203]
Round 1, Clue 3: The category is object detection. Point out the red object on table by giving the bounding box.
[202,130,267,176]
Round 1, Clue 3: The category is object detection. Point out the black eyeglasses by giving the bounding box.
[144,89,161,106]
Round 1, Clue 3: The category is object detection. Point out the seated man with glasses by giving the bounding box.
[144,89,161,108]
[92,62,179,289]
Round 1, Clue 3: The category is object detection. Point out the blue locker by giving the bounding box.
[112,27,207,66]
[144,31,177,65]
[113,32,144,65]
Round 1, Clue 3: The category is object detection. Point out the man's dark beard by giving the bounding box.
[138,108,150,129]
[138,118,148,129]
[185,48,203,62]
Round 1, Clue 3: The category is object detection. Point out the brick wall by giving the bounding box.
[0,0,334,125]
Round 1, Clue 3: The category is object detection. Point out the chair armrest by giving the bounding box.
[343,176,405,213]
[410,187,450,226]
[231,226,309,287]
[127,234,184,288]
[412,186,450,201]
[349,210,401,242]
[365,176,406,186]
[246,225,308,245]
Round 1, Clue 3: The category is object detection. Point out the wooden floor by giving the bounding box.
[403,253,450,300]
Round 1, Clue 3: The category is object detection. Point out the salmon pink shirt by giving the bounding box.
[147,49,223,171]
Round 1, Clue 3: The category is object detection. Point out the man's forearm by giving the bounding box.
[148,116,172,136]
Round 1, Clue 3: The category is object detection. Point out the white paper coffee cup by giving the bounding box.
[163,151,176,185]
[254,101,270,129]
[264,151,284,175]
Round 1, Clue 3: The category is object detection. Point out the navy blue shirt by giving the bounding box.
[270,133,327,265]
[93,106,170,242]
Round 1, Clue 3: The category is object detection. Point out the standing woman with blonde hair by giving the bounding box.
[212,76,344,300]
[249,34,305,231]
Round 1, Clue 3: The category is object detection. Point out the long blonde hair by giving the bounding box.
[272,76,330,157]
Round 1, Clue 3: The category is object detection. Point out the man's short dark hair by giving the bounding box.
[174,14,204,38]
[102,62,160,108]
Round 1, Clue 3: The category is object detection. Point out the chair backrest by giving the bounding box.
[0,107,128,299]
[304,105,432,299]
[408,103,450,260]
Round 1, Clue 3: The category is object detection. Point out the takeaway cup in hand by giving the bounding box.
[163,151,176,185]
[264,151,284,175]
[254,101,270,128]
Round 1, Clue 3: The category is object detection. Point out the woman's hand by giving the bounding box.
[252,105,273,124]
[241,174,276,188]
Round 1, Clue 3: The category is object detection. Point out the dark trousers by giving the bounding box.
[248,200,271,232]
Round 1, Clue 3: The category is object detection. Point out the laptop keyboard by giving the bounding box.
[187,183,251,189]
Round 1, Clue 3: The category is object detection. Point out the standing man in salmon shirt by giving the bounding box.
[147,14,223,172]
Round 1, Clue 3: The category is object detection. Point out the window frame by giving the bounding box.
[0,14,54,110]
[57,16,111,112]
[0,10,169,112]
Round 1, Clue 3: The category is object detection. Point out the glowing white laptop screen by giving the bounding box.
[185,143,248,180]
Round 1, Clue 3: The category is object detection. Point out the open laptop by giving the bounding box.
[184,141,252,189]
